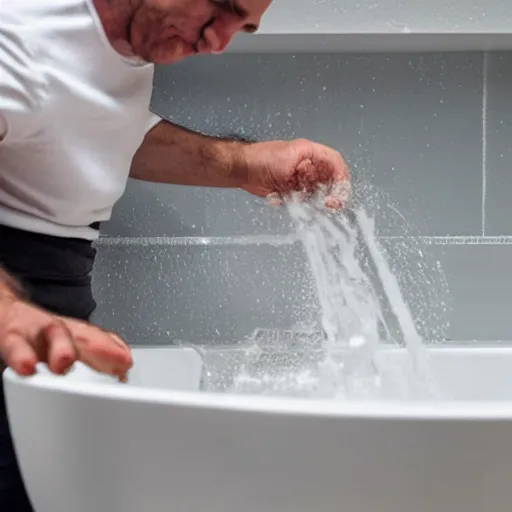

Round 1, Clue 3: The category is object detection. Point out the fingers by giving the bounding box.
[43,321,78,375]
[0,299,132,382]
[284,154,350,209]
[266,192,283,206]
[0,330,38,376]
[255,140,350,209]
[68,320,132,380]
[326,179,351,210]
[295,159,320,195]
[306,147,351,209]
[108,332,131,352]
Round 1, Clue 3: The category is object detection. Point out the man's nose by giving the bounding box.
[207,17,248,53]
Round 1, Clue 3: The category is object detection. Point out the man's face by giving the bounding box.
[130,0,272,64]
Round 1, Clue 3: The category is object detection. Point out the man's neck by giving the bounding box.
[91,0,140,57]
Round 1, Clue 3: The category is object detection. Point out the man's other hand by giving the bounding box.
[0,296,132,382]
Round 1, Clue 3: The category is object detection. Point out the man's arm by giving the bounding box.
[130,120,249,188]
[0,267,25,305]
[131,118,350,205]
[0,267,24,372]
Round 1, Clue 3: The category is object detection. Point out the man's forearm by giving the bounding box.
[130,120,249,188]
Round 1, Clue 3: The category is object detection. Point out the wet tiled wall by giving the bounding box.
[92,52,512,343]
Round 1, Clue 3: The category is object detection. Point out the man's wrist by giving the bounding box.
[219,138,251,189]
[0,267,25,304]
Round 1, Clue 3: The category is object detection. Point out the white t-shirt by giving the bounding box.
[0,0,161,240]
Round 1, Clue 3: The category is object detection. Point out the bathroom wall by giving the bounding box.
[247,0,512,34]
[91,49,512,344]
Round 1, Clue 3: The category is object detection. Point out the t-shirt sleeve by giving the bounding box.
[146,110,162,134]
[0,18,46,143]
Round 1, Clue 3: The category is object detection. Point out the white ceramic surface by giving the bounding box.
[4,345,512,512]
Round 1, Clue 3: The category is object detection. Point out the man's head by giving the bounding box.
[97,0,272,64]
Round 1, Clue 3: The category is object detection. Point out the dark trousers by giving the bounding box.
[0,225,97,511]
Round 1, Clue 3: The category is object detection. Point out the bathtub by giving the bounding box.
[4,344,512,512]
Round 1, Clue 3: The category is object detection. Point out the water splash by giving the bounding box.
[201,184,450,401]
[286,196,387,399]
[354,207,436,398]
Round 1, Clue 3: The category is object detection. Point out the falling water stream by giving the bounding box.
[202,186,448,400]
[282,194,435,399]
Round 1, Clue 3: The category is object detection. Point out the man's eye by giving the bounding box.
[210,0,250,20]
[211,0,230,7]
[210,0,235,13]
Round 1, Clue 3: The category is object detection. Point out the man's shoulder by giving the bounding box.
[1,0,88,19]
[0,1,54,142]
[0,0,88,60]
[0,2,48,101]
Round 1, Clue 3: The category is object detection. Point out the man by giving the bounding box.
[0,0,349,509]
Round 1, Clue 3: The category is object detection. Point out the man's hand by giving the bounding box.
[238,139,351,208]
[0,296,133,381]
[131,122,350,207]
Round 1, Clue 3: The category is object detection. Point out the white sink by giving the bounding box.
[4,345,512,512]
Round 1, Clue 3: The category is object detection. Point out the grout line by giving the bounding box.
[96,235,512,247]
[382,236,512,245]
[96,234,299,247]
[481,51,489,236]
